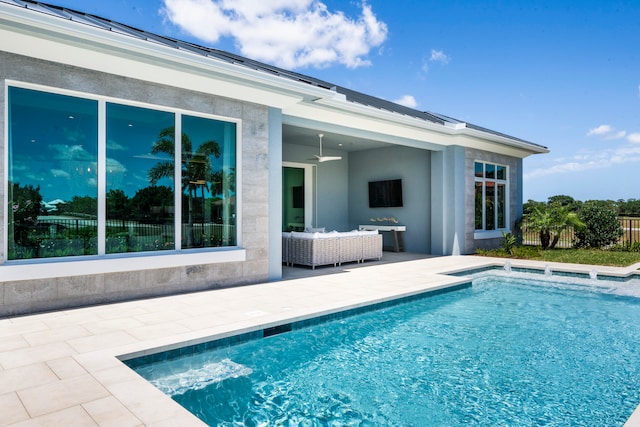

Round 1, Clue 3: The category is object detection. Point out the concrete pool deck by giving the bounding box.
[1,255,640,426]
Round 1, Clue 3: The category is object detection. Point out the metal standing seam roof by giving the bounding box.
[1,0,547,150]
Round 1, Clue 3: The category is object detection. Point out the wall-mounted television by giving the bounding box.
[368,179,403,208]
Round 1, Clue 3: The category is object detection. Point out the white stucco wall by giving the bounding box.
[349,146,431,253]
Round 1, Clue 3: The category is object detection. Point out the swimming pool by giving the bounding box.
[125,272,640,426]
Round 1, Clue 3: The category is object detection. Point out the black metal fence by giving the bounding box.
[9,217,236,259]
[522,216,640,248]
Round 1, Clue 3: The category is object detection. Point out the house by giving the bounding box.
[0,0,548,316]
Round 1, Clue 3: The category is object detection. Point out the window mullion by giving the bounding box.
[493,181,500,230]
[174,114,182,250]
[482,180,486,231]
[505,179,509,229]
[97,100,106,255]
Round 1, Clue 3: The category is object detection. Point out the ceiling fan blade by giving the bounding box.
[317,156,342,162]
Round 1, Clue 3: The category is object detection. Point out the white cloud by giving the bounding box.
[420,49,451,77]
[586,124,613,136]
[393,95,418,108]
[429,49,449,64]
[607,130,627,140]
[530,125,640,180]
[49,144,94,161]
[162,0,388,69]
[420,60,429,73]
[628,133,640,143]
[524,145,640,180]
[419,49,450,76]
[50,169,71,179]
[586,124,627,140]
[106,157,127,174]
[107,139,127,151]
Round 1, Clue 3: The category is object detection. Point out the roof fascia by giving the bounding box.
[459,127,549,154]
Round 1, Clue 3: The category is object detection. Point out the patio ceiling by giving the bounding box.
[282,124,392,153]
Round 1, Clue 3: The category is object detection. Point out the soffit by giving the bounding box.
[283,101,548,158]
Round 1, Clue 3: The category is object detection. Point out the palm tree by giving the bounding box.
[211,168,236,199]
[148,126,220,247]
[521,203,584,249]
[210,168,237,245]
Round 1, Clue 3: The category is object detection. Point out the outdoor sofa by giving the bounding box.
[282,229,383,269]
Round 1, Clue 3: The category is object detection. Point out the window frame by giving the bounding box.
[474,160,509,239]
[4,81,243,264]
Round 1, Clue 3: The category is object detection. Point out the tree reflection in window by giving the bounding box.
[7,87,98,260]
[105,103,175,253]
[7,86,237,260]
[149,123,236,249]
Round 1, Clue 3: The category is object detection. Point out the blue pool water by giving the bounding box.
[128,274,640,426]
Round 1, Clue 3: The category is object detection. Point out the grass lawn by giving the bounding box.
[476,246,640,268]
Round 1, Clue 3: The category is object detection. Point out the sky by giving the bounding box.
[38,0,640,202]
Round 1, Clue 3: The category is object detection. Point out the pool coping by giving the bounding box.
[1,255,639,426]
[121,281,473,370]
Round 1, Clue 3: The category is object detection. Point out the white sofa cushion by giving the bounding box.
[304,227,325,233]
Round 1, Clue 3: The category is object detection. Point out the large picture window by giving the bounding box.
[7,86,238,261]
[181,115,236,249]
[474,161,507,232]
[8,87,99,259]
[106,103,176,254]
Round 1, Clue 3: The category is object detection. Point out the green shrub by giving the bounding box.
[574,201,623,248]
[610,241,640,252]
[501,231,517,255]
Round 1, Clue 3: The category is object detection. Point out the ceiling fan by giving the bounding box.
[312,133,342,162]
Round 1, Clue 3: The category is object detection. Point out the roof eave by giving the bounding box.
[313,97,548,156]
[461,126,549,154]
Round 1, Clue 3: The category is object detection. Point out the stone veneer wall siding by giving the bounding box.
[0,67,4,265]
[464,147,521,254]
[0,52,270,316]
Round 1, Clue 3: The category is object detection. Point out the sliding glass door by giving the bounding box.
[282,164,314,231]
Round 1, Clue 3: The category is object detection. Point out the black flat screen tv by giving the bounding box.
[368,179,403,208]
